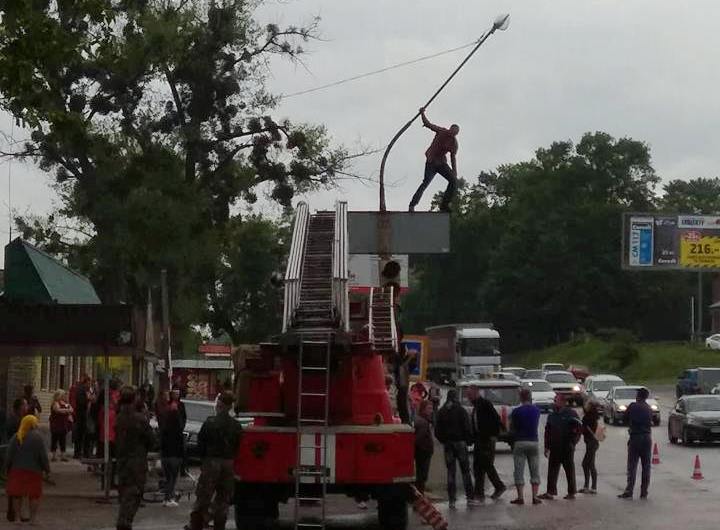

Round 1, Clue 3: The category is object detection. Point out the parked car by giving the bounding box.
[523,369,545,379]
[492,371,522,382]
[705,334,720,350]
[502,367,527,379]
[603,386,660,426]
[668,394,720,445]
[676,367,720,398]
[183,399,252,461]
[568,365,590,383]
[457,379,521,445]
[545,371,584,406]
[541,363,565,372]
[584,374,626,411]
[521,379,556,412]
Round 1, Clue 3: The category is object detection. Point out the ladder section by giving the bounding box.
[294,339,332,530]
[294,212,336,338]
[370,286,398,353]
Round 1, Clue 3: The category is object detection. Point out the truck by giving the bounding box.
[232,202,414,530]
[425,324,501,383]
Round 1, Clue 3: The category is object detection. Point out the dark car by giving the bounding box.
[668,395,720,445]
[183,399,252,461]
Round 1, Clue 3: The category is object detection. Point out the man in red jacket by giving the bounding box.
[409,108,459,213]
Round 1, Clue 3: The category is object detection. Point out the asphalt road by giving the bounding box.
[28,387,720,529]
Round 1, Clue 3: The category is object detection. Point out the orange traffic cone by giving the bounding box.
[651,443,660,465]
[692,455,704,480]
[411,486,449,530]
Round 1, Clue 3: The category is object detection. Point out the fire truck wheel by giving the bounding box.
[377,493,408,530]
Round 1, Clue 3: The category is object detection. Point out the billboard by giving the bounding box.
[348,212,450,254]
[401,335,428,381]
[622,213,720,271]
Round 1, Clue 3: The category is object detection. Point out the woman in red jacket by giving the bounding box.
[49,390,74,462]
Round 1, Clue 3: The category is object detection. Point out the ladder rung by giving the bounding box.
[301,366,328,371]
[299,418,326,423]
[297,497,324,503]
[299,445,324,449]
[301,392,327,397]
[297,525,325,529]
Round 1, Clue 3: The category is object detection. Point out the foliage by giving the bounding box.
[0,1,348,347]
[660,178,720,214]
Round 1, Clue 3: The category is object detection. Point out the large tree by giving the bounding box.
[0,1,348,345]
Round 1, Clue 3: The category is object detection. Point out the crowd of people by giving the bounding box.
[415,385,654,508]
[2,375,239,530]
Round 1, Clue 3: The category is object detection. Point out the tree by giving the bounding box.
[660,178,720,214]
[0,1,349,345]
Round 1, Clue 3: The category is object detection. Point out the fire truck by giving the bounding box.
[233,201,414,529]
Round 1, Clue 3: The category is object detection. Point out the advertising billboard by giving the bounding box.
[622,213,720,271]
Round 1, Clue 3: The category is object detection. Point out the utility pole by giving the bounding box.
[161,269,171,390]
[698,271,704,340]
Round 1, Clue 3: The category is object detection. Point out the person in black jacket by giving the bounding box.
[161,407,185,507]
[538,394,582,501]
[469,386,507,500]
[434,389,475,508]
[618,388,653,500]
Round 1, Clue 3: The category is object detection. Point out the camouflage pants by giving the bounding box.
[189,458,234,530]
[116,457,147,530]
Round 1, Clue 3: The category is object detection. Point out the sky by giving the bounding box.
[2,0,720,266]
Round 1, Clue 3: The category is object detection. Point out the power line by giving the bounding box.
[280,39,480,99]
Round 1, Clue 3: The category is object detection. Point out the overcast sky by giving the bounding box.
[2,0,720,266]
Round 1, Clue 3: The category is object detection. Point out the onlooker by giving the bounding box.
[509,389,542,505]
[98,381,120,486]
[414,400,434,494]
[4,415,51,524]
[155,390,170,429]
[23,385,42,417]
[469,386,506,500]
[619,388,653,500]
[115,387,153,530]
[409,382,428,423]
[161,407,185,507]
[538,394,581,501]
[580,400,601,494]
[428,382,441,421]
[6,398,28,441]
[169,387,187,431]
[187,392,243,530]
[49,390,74,462]
[434,389,475,508]
[394,347,415,424]
[71,376,91,459]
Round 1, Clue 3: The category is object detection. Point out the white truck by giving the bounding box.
[425,323,501,384]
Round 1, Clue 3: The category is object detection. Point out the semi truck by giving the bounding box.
[425,323,501,383]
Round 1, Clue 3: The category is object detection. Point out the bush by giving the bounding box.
[606,342,640,372]
[595,328,638,344]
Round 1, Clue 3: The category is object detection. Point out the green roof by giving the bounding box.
[3,238,101,304]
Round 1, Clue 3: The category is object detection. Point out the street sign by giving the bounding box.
[348,211,450,254]
[622,213,720,271]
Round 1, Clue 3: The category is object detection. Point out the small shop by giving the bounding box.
[171,359,234,401]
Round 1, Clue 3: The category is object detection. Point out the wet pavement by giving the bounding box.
[11,387,720,529]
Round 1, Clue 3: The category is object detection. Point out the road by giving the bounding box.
[24,387,720,529]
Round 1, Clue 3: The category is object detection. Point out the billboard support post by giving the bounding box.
[691,296,696,343]
[698,271,704,339]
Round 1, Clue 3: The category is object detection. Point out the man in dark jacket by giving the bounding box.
[469,386,506,500]
[434,389,475,508]
[186,392,243,530]
[619,388,653,499]
[414,400,434,493]
[161,408,185,506]
[115,387,153,530]
[539,394,582,500]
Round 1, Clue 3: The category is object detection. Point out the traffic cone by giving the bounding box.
[411,486,449,530]
[651,443,660,465]
[692,455,704,480]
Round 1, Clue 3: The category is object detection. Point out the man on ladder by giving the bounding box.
[408,108,459,213]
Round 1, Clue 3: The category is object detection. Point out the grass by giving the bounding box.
[513,338,720,385]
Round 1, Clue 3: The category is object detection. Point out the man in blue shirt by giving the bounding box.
[509,389,542,505]
[619,387,653,499]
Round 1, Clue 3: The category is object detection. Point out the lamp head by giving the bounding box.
[493,14,510,31]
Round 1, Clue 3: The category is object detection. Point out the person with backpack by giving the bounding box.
[468,386,506,500]
[580,400,602,494]
[538,394,582,500]
[434,389,476,508]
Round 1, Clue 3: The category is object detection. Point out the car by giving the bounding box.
[182,399,252,461]
[676,369,699,398]
[541,363,565,372]
[706,334,720,350]
[668,394,720,445]
[492,371,522,382]
[603,386,660,426]
[544,371,584,407]
[521,379,556,412]
[523,369,545,379]
[584,374,626,411]
[457,379,521,445]
[502,367,527,379]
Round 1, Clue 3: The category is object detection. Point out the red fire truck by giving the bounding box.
[233,202,414,529]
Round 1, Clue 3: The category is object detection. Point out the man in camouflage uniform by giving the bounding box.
[186,391,243,530]
[115,387,153,530]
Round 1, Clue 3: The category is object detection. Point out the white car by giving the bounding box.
[545,371,584,407]
[584,374,626,411]
[521,379,556,412]
[603,386,661,426]
[706,334,720,350]
[492,371,522,382]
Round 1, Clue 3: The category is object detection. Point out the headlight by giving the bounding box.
[650,404,659,411]
[573,385,581,392]
[618,405,627,412]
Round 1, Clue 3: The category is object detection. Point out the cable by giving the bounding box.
[280,39,480,99]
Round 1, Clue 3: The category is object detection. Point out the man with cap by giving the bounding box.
[186,391,243,530]
[434,389,476,508]
[619,387,653,500]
